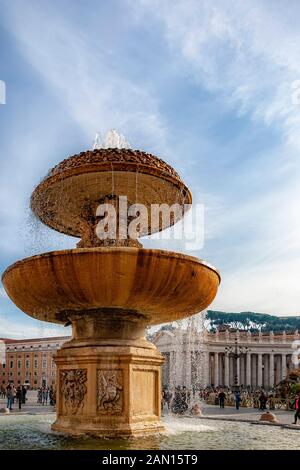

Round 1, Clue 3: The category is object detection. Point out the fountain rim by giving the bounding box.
[1,247,221,284]
[30,148,193,238]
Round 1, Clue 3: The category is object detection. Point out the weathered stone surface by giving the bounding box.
[46,148,182,181]
[2,248,220,326]
[60,369,87,415]
[30,149,192,239]
[51,325,165,437]
[97,370,123,415]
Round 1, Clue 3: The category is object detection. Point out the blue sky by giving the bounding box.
[1,0,300,338]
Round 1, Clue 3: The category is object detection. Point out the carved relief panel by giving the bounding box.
[97,369,123,415]
[60,369,87,415]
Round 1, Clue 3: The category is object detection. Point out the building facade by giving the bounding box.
[153,328,300,390]
[0,336,69,388]
[1,328,299,390]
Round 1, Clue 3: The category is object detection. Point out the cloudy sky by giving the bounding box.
[1,0,300,338]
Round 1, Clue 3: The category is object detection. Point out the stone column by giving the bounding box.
[246,352,251,387]
[257,353,263,387]
[229,355,233,386]
[281,354,287,381]
[214,352,219,386]
[269,353,274,388]
[251,355,256,387]
[264,355,269,389]
[224,353,230,387]
[236,356,240,386]
[241,355,246,386]
[202,350,210,387]
[275,356,281,384]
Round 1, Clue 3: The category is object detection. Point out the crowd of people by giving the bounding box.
[37,386,56,406]
[161,385,300,424]
[201,386,298,411]
[0,383,56,410]
[0,384,27,410]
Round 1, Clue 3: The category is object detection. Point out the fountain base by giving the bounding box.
[51,311,165,438]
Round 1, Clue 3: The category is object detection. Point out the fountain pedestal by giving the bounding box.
[2,144,220,438]
[52,310,164,437]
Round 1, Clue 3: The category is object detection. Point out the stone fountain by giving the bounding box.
[2,131,220,437]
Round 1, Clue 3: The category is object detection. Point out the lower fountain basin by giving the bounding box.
[2,247,220,325]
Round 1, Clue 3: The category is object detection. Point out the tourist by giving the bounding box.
[259,392,267,410]
[37,387,42,404]
[16,385,22,410]
[12,385,16,404]
[6,384,13,411]
[42,387,49,405]
[268,394,275,410]
[218,389,226,408]
[22,385,27,404]
[234,391,241,410]
[292,394,300,425]
[165,389,173,410]
[49,386,55,406]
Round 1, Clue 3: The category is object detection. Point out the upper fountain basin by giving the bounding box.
[2,248,220,326]
[31,149,192,238]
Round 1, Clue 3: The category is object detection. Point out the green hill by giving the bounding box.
[206,310,300,332]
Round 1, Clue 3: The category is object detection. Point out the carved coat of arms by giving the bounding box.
[60,369,87,414]
[97,370,123,414]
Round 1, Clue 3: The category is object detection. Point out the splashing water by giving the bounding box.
[159,311,209,397]
[163,416,216,434]
[93,129,131,150]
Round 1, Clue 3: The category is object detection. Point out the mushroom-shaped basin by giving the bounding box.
[2,248,220,325]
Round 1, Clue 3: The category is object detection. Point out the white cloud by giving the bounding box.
[135,0,300,150]
[2,0,300,319]
[2,2,168,154]
[0,314,70,340]
[132,0,300,315]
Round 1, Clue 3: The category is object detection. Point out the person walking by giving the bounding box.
[42,387,49,405]
[6,384,13,411]
[16,386,22,410]
[218,389,226,409]
[235,391,241,410]
[292,394,300,425]
[12,385,16,404]
[22,385,27,404]
[49,386,55,406]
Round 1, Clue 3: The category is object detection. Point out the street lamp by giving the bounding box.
[225,337,251,392]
